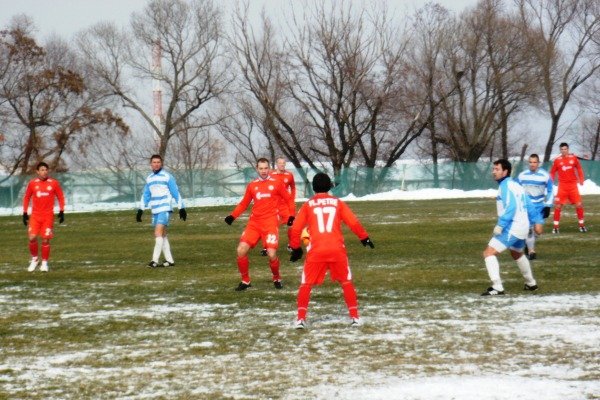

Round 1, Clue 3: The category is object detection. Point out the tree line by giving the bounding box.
[1,0,599,186]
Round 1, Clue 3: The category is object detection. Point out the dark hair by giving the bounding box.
[150,154,162,162]
[493,159,512,176]
[256,157,270,166]
[36,162,49,170]
[559,142,569,148]
[312,172,332,193]
[529,154,540,161]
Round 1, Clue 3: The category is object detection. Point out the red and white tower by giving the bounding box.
[152,40,163,147]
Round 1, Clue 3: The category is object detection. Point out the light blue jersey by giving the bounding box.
[495,177,530,239]
[140,169,184,215]
[517,168,554,206]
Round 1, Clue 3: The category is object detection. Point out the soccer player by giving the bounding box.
[549,142,587,233]
[22,162,65,272]
[481,159,537,296]
[136,154,187,268]
[271,156,296,251]
[224,158,295,291]
[517,154,554,260]
[288,172,374,329]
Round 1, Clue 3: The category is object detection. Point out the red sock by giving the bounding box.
[41,243,50,261]
[341,280,359,319]
[576,207,585,225]
[553,208,561,225]
[237,256,250,283]
[29,240,39,259]
[297,284,312,320]
[269,257,281,281]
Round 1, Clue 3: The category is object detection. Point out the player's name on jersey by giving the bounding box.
[309,198,339,207]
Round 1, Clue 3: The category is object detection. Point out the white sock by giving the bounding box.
[525,231,535,253]
[162,236,174,263]
[153,237,164,263]
[516,255,536,286]
[484,255,503,291]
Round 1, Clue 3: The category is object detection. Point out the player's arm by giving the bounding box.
[279,181,295,218]
[549,160,558,183]
[497,185,516,229]
[289,174,296,200]
[288,204,308,249]
[230,184,253,219]
[574,158,585,185]
[339,201,369,240]
[22,181,33,214]
[545,175,554,206]
[167,174,184,209]
[141,183,151,210]
[55,181,66,212]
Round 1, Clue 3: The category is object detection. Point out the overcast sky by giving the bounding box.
[0,0,480,39]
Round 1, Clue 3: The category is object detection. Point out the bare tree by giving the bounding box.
[0,22,127,180]
[517,0,600,162]
[77,0,229,159]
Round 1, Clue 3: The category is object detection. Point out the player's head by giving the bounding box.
[36,162,49,179]
[528,154,540,172]
[492,159,511,181]
[559,142,569,156]
[275,157,286,172]
[256,157,270,179]
[150,154,163,172]
[312,172,332,193]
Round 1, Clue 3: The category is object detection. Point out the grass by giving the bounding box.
[0,197,599,399]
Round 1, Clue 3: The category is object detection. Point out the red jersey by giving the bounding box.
[272,171,296,199]
[550,154,584,185]
[290,193,368,260]
[23,177,65,217]
[231,176,295,222]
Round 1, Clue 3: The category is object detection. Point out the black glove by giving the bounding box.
[542,206,551,219]
[58,211,64,224]
[287,216,295,226]
[22,212,29,226]
[179,208,187,221]
[136,209,143,222]
[224,215,235,225]
[361,237,375,248]
[290,247,303,262]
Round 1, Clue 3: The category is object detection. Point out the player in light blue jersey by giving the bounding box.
[136,154,187,268]
[481,159,538,296]
[517,154,554,260]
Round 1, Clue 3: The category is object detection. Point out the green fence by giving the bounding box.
[2,160,599,213]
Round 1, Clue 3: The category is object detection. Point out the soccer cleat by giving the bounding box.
[286,245,293,253]
[552,227,559,234]
[235,282,252,291]
[260,248,268,256]
[40,263,48,272]
[27,259,38,272]
[579,226,588,233]
[524,284,539,291]
[481,287,505,296]
[273,280,283,289]
[162,261,175,267]
[295,319,306,329]
[528,252,537,260]
[350,318,362,327]
[147,261,159,268]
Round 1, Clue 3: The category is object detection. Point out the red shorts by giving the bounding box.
[555,185,581,205]
[301,253,352,285]
[240,218,280,249]
[28,214,54,239]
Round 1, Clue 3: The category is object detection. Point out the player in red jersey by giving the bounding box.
[224,158,295,291]
[288,172,374,329]
[22,162,65,272]
[549,142,587,233]
[270,157,296,251]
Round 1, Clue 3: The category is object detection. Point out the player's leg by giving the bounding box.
[295,259,326,328]
[26,216,42,271]
[510,242,537,290]
[161,228,175,267]
[330,256,360,324]
[263,224,282,288]
[552,189,567,233]
[150,224,165,267]
[39,219,54,272]
[482,235,507,295]
[571,189,586,232]
[525,227,536,259]
[235,241,252,290]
